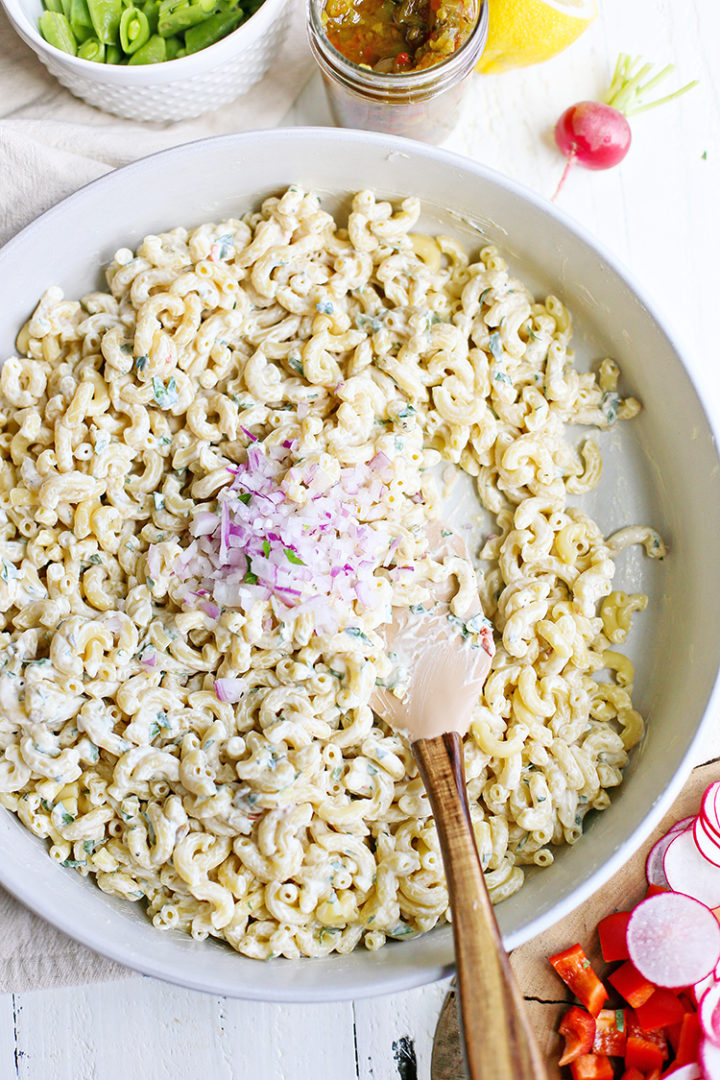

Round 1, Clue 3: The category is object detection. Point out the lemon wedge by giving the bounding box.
[476,0,597,74]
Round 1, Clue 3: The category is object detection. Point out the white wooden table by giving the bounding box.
[1,0,719,1075]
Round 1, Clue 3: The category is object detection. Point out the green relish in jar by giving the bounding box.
[322,0,478,74]
[307,0,487,142]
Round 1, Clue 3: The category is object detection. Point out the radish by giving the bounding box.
[700,1036,720,1080]
[696,970,720,1009]
[646,816,697,888]
[553,53,697,198]
[665,1066,703,1080]
[701,782,720,838]
[664,827,720,908]
[700,983,720,1046]
[694,816,720,869]
[626,893,720,989]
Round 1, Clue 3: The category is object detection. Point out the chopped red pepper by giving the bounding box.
[597,911,631,962]
[592,1008,627,1056]
[558,1006,596,1065]
[625,1011,668,1072]
[549,944,608,1016]
[673,1011,701,1066]
[619,1069,644,1080]
[634,987,685,1032]
[570,1053,614,1080]
[608,960,656,1008]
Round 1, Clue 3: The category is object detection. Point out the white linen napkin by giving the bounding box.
[0,0,312,990]
[0,887,133,991]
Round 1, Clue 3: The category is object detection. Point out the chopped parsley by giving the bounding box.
[152,376,178,409]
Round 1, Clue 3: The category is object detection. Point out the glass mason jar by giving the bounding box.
[306,0,488,144]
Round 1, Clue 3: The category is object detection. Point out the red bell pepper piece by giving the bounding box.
[570,1053,614,1080]
[597,911,631,962]
[625,1011,668,1072]
[549,944,608,1017]
[620,1070,645,1080]
[635,987,685,1032]
[558,1006,596,1065]
[673,1011,701,1067]
[592,1008,627,1056]
[608,960,656,1008]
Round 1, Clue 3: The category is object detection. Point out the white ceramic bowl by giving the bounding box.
[0,0,292,121]
[1,128,719,1002]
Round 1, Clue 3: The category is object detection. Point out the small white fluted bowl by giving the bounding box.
[0,0,293,121]
[0,129,719,1002]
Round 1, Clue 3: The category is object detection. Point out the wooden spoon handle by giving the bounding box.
[414,732,547,1080]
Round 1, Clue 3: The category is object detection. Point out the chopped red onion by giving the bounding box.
[214,677,247,703]
[171,442,396,627]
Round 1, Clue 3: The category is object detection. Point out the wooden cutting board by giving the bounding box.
[431,756,720,1080]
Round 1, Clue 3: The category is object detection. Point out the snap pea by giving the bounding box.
[126,31,166,61]
[141,0,159,32]
[39,0,263,61]
[38,11,77,53]
[163,34,182,57]
[157,0,213,37]
[87,0,122,42]
[184,8,241,52]
[78,35,105,58]
[119,6,150,51]
[69,0,94,40]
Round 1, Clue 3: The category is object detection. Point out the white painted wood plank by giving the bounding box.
[11,979,228,1080]
[354,979,451,1080]
[9,980,358,1080]
[0,994,21,1078]
[216,997,357,1079]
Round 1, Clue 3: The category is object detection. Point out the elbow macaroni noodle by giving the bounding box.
[0,187,664,959]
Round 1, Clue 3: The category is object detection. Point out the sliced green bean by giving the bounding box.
[184,9,241,52]
[70,0,93,31]
[157,0,213,37]
[163,34,183,57]
[87,0,122,43]
[119,6,150,51]
[38,11,78,53]
[126,31,166,61]
[78,35,105,58]
[39,0,258,59]
[140,0,159,32]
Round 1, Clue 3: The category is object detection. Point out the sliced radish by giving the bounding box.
[664,828,720,908]
[695,970,720,1007]
[702,784,720,838]
[666,1065,703,1080]
[700,1035,720,1079]
[647,817,697,887]
[626,893,720,988]
[695,817,720,869]
[709,790,720,839]
[701,984,720,1046]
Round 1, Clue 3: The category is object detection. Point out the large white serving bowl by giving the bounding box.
[1,128,719,1002]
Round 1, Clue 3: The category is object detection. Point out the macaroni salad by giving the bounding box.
[0,187,664,959]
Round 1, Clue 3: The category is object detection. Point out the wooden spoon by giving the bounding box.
[371,536,548,1080]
